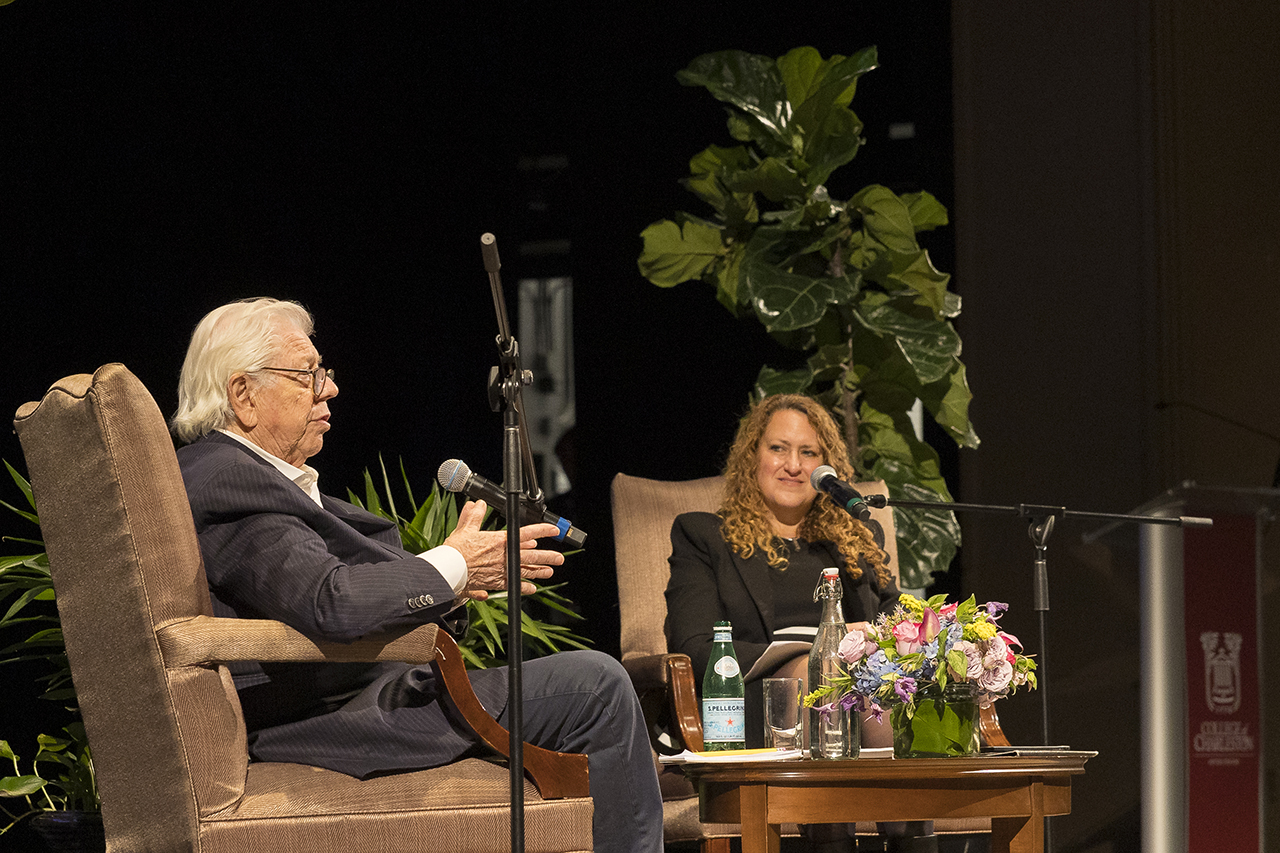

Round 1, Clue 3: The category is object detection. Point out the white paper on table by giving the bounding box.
[659,748,803,764]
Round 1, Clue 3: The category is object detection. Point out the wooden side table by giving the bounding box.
[680,753,1093,853]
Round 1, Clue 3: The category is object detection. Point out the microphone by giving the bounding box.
[810,465,872,522]
[437,458,587,549]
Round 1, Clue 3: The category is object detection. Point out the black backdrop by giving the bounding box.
[1,5,954,834]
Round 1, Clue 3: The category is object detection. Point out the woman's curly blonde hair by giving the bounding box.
[719,394,889,586]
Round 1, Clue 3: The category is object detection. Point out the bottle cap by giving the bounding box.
[821,567,839,579]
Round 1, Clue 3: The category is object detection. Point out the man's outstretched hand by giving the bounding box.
[443,500,563,600]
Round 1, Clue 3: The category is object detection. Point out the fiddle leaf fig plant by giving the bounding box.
[638,46,977,587]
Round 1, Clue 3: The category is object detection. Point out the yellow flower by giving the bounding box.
[898,593,925,618]
[964,620,997,641]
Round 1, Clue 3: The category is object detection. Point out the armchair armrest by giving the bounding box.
[622,652,703,753]
[156,615,440,666]
[155,615,589,799]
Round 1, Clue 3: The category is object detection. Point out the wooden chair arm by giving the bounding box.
[431,630,590,799]
[665,654,704,752]
[979,703,1011,747]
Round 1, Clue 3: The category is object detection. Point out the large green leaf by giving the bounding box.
[900,190,949,233]
[714,242,746,311]
[726,156,807,203]
[683,144,759,225]
[638,219,724,286]
[779,45,876,113]
[755,364,815,398]
[853,185,919,253]
[781,46,878,186]
[677,50,792,153]
[740,228,855,332]
[919,362,980,450]
[885,249,953,318]
[874,466,961,589]
[743,263,855,333]
[854,295,960,386]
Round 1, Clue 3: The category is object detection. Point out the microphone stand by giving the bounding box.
[861,495,1212,853]
[480,232,546,853]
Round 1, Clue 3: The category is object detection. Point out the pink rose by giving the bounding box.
[838,627,875,665]
[893,621,922,655]
[938,602,958,620]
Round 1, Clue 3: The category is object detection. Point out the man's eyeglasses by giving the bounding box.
[260,366,335,397]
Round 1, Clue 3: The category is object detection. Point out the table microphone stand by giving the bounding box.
[480,232,546,853]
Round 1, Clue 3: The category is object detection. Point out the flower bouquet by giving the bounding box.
[807,593,1038,757]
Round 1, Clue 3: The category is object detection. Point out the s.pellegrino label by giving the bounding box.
[702,620,745,750]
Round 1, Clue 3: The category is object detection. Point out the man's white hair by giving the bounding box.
[170,297,315,443]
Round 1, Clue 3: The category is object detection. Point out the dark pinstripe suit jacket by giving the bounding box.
[177,432,508,777]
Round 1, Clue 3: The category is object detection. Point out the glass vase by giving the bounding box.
[890,682,981,758]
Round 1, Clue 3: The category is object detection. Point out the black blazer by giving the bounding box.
[177,432,508,777]
[664,511,899,684]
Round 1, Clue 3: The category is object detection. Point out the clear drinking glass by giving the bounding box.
[763,677,803,750]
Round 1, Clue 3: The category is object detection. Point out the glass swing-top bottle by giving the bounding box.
[808,566,859,759]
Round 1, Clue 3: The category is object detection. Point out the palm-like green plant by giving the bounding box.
[0,462,98,833]
[345,458,592,669]
[638,46,976,587]
[0,462,64,699]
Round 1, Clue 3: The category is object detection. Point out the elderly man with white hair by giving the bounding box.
[171,297,662,853]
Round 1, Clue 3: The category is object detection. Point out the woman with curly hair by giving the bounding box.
[664,394,900,747]
[665,394,931,851]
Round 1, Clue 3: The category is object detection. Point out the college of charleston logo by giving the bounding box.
[1199,631,1241,715]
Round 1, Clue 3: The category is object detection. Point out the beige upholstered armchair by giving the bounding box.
[610,472,1008,853]
[14,364,592,853]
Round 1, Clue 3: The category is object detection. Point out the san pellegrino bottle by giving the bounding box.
[808,567,859,759]
[702,620,746,751]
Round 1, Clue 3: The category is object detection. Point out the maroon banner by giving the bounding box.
[1183,514,1261,852]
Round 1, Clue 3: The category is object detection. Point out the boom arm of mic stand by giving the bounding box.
[482,232,547,508]
[481,231,534,853]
